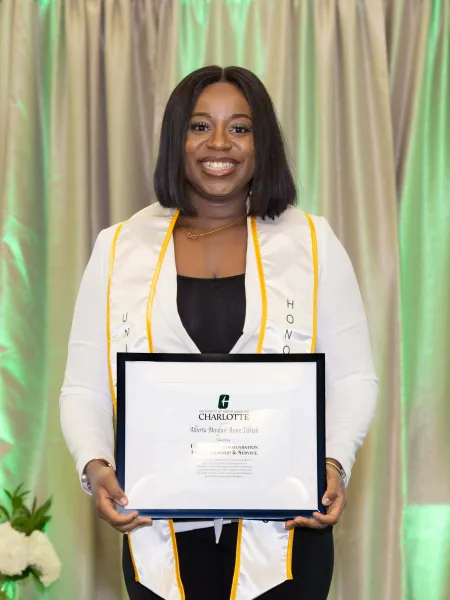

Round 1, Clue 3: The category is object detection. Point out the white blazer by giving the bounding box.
[60,202,378,600]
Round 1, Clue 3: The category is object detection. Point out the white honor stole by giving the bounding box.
[107,202,318,600]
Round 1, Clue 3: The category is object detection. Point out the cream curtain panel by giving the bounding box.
[0,1,449,599]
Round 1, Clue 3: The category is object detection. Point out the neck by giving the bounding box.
[183,188,248,225]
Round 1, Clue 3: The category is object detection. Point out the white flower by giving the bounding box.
[0,522,29,576]
[27,530,61,587]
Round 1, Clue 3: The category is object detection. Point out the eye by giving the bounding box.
[230,124,252,134]
[190,121,211,132]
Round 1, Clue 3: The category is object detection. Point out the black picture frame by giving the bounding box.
[116,353,326,520]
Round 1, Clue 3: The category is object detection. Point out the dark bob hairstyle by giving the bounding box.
[154,65,297,219]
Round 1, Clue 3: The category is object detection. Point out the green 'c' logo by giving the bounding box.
[218,394,230,409]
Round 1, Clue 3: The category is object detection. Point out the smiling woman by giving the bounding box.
[60,65,378,600]
[154,65,296,220]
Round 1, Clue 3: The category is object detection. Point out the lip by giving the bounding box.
[198,157,239,177]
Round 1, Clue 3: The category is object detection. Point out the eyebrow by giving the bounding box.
[191,112,252,120]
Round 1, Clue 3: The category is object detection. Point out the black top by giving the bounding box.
[177,274,246,353]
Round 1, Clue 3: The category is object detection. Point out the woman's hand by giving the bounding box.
[285,463,346,530]
[86,460,153,533]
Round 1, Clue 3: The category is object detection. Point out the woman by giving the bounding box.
[60,66,378,600]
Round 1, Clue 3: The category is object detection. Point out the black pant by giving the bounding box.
[123,523,333,600]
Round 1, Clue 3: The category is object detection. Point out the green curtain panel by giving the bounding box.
[0,1,448,599]
[388,2,450,599]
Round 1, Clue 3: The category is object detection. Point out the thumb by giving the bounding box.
[104,473,128,507]
[322,473,340,507]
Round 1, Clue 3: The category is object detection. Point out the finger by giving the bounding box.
[312,511,339,526]
[322,475,341,507]
[98,497,140,527]
[293,516,326,530]
[325,490,346,516]
[99,474,128,507]
[285,520,297,530]
[116,517,153,534]
[313,497,345,526]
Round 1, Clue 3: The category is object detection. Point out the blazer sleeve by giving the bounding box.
[59,227,117,491]
[314,216,378,483]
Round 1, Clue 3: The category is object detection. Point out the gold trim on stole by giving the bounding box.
[127,534,139,582]
[146,210,180,352]
[109,211,318,595]
[107,222,143,582]
[144,214,268,598]
[107,222,125,419]
[169,520,186,599]
[145,210,186,596]
[305,213,318,353]
[250,217,268,352]
[286,213,319,581]
[230,218,268,597]
[230,520,244,600]
[286,529,294,580]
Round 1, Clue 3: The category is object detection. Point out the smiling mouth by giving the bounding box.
[199,159,238,176]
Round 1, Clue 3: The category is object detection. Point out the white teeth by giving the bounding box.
[202,161,235,170]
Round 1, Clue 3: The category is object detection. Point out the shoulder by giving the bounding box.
[271,207,351,280]
[265,205,334,248]
[95,202,173,253]
[264,205,327,229]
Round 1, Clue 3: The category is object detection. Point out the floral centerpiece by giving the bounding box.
[0,485,61,599]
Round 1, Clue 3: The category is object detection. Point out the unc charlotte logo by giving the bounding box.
[218,394,230,409]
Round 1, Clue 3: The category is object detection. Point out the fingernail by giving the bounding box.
[119,497,128,506]
[323,497,331,506]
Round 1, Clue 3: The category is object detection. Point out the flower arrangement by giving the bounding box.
[0,485,61,598]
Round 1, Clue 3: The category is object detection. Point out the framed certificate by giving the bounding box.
[116,354,326,519]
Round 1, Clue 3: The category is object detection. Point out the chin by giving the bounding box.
[205,190,236,200]
[188,177,248,201]
[196,186,236,200]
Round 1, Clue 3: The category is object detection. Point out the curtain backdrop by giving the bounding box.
[0,1,448,599]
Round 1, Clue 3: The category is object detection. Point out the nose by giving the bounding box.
[206,125,232,151]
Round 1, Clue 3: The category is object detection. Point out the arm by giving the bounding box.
[316,217,378,482]
[59,228,151,532]
[59,229,116,487]
[287,216,378,530]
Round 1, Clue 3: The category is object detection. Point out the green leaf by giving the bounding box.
[11,516,31,534]
[0,505,10,521]
[14,506,31,517]
[10,507,30,528]
[13,483,24,497]
[35,515,51,532]
[34,497,52,520]
[1,485,53,536]
[29,498,52,532]
[5,490,26,513]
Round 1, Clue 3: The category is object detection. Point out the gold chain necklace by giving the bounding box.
[180,214,247,240]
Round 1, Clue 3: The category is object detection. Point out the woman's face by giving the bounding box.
[185,82,255,200]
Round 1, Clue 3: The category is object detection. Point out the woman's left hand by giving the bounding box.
[285,464,346,530]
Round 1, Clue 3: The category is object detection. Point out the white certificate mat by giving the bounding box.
[116,354,326,519]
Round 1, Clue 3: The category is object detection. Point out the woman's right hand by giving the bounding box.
[86,459,153,533]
